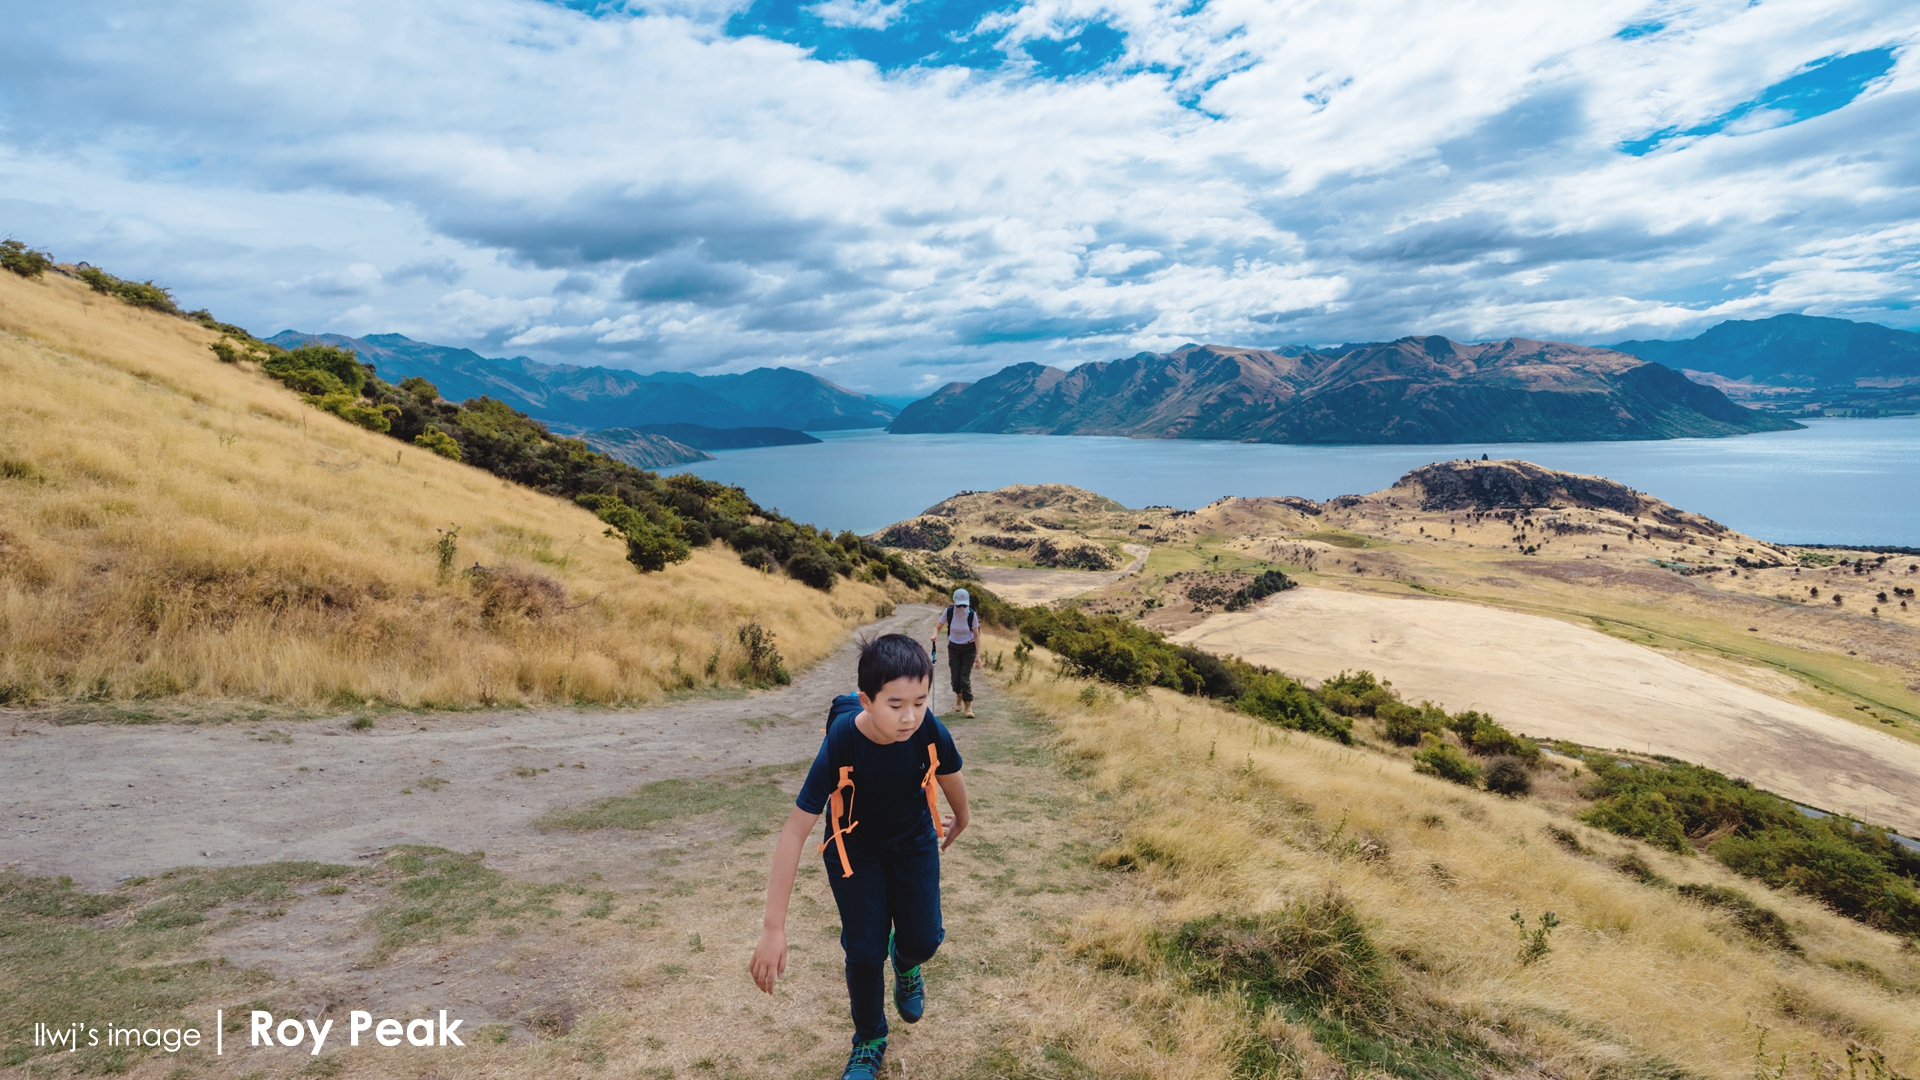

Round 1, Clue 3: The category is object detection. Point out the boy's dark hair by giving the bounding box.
[857,633,933,697]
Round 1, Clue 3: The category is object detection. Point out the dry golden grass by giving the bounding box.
[0,271,883,709]
[987,628,1920,1080]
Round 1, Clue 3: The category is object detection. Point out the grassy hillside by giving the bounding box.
[986,627,1920,1079]
[0,270,886,709]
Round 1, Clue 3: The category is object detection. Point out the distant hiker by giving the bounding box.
[750,634,971,1080]
[931,588,981,718]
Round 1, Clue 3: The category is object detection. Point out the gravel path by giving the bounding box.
[0,605,940,888]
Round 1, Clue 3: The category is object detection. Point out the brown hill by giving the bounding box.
[890,338,1802,443]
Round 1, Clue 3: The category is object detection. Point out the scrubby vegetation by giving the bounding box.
[1578,755,1920,934]
[0,267,884,705]
[1184,568,1296,611]
[1000,653,1920,1080]
[968,588,1350,742]
[76,263,181,314]
[2,239,53,278]
[238,340,924,591]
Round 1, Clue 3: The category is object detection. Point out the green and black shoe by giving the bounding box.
[841,1037,886,1080]
[890,931,925,1023]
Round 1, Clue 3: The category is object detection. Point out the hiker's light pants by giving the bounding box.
[824,828,944,1045]
[947,641,976,703]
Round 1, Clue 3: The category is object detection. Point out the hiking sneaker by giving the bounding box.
[841,1038,886,1080]
[890,932,925,1023]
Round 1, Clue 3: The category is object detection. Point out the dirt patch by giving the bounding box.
[1174,587,1920,837]
[972,543,1148,604]
[0,606,939,890]
[3,623,1126,1078]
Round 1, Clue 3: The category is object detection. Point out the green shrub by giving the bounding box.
[1579,755,1920,934]
[399,376,440,401]
[1238,672,1352,744]
[74,265,180,313]
[1378,701,1447,746]
[413,428,461,460]
[1224,568,1296,611]
[735,622,791,687]
[1,239,53,278]
[264,344,367,397]
[783,549,840,591]
[1413,736,1482,787]
[308,392,392,433]
[209,338,240,363]
[1455,713,1538,762]
[1483,757,1532,797]
[1316,670,1399,717]
[1511,910,1559,965]
[577,493,691,573]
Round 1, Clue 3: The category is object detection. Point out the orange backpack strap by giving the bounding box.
[819,765,858,878]
[922,745,945,841]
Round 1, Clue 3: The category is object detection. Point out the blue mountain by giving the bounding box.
[265,331,897,434]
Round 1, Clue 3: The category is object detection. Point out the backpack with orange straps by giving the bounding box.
[817,693,947,878]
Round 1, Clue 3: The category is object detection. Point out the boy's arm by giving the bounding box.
[934,770,970,851]
[750,806,820,993]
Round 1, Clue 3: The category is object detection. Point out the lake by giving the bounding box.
[661,417,1920,545]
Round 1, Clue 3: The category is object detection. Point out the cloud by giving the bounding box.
[1,0,1916,394]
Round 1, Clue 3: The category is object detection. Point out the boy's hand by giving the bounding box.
[749,927,787,993]
[940,812,967,851]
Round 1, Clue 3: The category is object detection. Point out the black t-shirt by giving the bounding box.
[796,693,962,850]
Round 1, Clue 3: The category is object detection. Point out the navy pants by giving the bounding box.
[824,830,944,1045]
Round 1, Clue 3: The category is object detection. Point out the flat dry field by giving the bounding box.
[1175,586,1920,838]
[972,542,1149,604]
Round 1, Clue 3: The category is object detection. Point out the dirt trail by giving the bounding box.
[972,542,1149,604]
[1176,587,1920,837]
[2,613,1120,1078]
[0,606,940,889]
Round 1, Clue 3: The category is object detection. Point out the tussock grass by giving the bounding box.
[989,629,1920,1079]
[0,272,881,708]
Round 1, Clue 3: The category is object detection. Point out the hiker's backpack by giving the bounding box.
[816,692,946,878]
[941,605,978,638]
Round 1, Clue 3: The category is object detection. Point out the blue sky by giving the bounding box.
[1,0,1916,394]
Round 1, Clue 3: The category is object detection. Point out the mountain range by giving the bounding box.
[265,331,897,434]
[1607,314,1920,416]
[889,338,1802,443]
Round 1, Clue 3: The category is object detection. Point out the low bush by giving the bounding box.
[75,265,180,313]
[970,587,1349,742]
[1,239,53,278]
[1317,670,1398,717]
[1483,757,1533,797]
[1379,701,1448,746]
[783,549,841,591]
[735,622,791,687]
[1414,736,1482,787]
[1166,892,1389,1021]
[1239,672,1352,744]
[1578,755,1920,934]
[1451,711,1539,762]
[413,428,461,460]
[577,493,691,573]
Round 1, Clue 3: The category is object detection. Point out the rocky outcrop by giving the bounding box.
[1385,460,1725,533]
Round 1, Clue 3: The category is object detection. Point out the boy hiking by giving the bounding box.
[932,588,981,718]
[751,634,971,1080]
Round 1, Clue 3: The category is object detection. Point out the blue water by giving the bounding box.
[661,417,1920,543]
